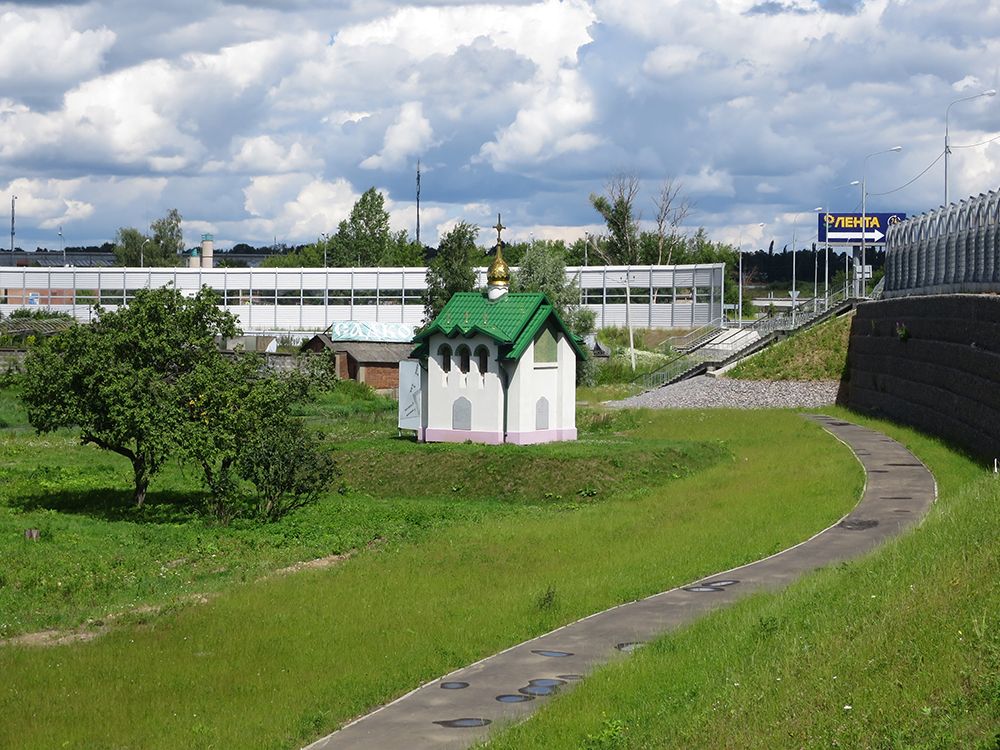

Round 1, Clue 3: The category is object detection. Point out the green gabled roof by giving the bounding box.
[411,292,587,361]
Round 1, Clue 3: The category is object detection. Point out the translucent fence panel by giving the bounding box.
[0,263,725,331]
[885,189,1000,298]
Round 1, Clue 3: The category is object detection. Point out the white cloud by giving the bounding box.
[683,167,736,197]
[3,0,1000,255]
[1,178,94,231]
[243,175,360,240]
[0,9,115,93]
[478,69,599,169]
[361,102,434,170]
[335,0,595,76]
[642,45,704,78]
[230,136,319,173]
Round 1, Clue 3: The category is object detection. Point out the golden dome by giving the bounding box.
[488,244,510,287]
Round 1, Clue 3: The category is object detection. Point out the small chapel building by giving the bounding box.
[409,221,587,445]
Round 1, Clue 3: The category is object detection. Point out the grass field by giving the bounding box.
[485,409,999,750]
[0,384,718,640]
[727,312,854,381]
[0,390,861,749]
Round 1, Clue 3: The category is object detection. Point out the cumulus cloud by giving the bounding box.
[2,0,999,252]
[243,175,360,240]
[361,102,434,171]
[227,136,320,173]
[0,8,115,100]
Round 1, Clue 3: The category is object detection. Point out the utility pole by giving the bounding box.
[415,160,421,247]
[10,195,16,254]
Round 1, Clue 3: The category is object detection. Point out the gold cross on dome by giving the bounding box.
[493,214,505,247]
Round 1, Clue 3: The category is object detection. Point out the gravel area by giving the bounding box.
[609,375,840,409]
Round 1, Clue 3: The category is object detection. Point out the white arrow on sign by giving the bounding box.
[827,229,884,242]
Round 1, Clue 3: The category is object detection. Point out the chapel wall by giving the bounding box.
[425,332,503,436]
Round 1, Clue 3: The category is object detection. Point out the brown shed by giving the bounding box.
[301,334,414,393]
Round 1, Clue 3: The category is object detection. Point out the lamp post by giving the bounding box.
[10,195,16,254]
[861,146,902,297]
[59,226,65,266]
[820,181,860,307]
[737,222,765,328]
[945,89,996,206]
[790,209,822,326]
[140,238,150,268]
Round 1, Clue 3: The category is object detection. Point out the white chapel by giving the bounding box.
[408,220,587,445]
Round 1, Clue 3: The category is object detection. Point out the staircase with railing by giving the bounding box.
[635,288,859,390]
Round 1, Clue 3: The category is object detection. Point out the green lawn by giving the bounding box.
[0,397,861,749]
[0,385,718,640]
[485,408,998,750]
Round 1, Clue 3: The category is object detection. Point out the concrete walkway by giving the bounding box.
[305,415,937,750]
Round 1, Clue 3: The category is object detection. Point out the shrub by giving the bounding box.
[236,417,336,522]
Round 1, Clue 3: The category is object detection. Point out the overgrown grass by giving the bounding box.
[485,409,998,750]
[0,408,861,750]
[576,384,643,405]
[727,311,853,381]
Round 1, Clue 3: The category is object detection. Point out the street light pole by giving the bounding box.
[59,226,65,266]
[861,146,902,297]
[140,238,150,268]
[737,222,765,327]
[821,181,860,306]
[945,89,996,206]
[790,211,819,326]
[10,195,16,254]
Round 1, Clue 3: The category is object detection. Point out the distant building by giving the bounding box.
[301,320,417,393]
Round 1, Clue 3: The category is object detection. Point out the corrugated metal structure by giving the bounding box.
[884,189,1000,297]
[0,263,724,331]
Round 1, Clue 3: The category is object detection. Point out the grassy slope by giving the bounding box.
[0,388,715,639]
[0,409,861,750]
[485,409,999,750]
[727,311,853,381]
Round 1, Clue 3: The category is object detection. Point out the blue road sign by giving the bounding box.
[818,212,906,245]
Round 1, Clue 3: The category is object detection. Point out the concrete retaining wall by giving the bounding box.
[839,294,1000,463]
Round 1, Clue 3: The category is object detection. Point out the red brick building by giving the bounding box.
[301,334,414,393]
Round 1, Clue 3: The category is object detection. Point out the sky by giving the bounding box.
[1,0,999,254]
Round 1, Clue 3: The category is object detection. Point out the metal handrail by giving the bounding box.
[664,317,723,352]
[638,287,856,390]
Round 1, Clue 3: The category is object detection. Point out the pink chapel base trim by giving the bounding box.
[505,428,577,445]
[423,428,505,445]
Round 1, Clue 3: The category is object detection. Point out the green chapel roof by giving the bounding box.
[411,292,587,361]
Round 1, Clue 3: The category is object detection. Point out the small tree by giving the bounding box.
[425,221,480,320]
[590,173,642,369]
[651,178,692,266]
[151,208,185,258]
[512,241,595,337]
[113,209,184,267]
[336,187,392,266]
[178,353,332,523]
[237,416,335,522]
[22,286,239,506]
[589,173,642,265]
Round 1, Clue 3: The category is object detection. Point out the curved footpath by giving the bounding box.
[305,415,937,750]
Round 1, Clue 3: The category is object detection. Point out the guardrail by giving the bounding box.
[664,317,723,352]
